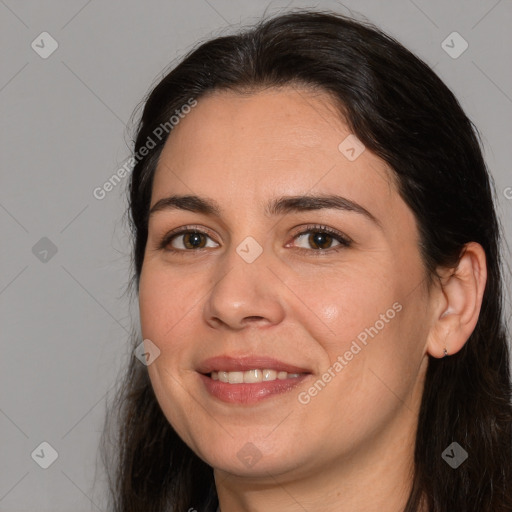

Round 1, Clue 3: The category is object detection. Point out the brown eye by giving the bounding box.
[161,229,219,252]
[307,232,335,250]
[181,232,207,249]
[293,227,351,252]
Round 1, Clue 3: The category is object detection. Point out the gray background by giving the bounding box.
[1,1,511,510]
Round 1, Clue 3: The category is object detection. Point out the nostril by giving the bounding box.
[243,316,265,323]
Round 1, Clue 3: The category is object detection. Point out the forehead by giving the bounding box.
[158,87,359,167]
[152,87,400,225]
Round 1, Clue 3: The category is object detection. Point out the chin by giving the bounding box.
[195,436,312,479]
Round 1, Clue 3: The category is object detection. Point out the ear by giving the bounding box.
[426,242,487,358]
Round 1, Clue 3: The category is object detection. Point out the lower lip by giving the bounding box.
[198,373,310,404]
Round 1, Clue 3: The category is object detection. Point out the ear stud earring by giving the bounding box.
[443,348,449,357]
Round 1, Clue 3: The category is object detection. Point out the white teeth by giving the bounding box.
[244,369,262,383]
[262,369,277,381]
[210,369,304,383]
[228,371,244,384]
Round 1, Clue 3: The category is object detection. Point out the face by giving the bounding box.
[139,86,432,481]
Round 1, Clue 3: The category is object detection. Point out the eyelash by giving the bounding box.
[157,224,352,256]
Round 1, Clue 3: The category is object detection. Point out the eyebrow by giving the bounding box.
[149,194,380,226]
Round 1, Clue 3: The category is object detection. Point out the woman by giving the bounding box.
[101,9,512,512]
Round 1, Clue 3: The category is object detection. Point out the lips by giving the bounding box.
[197,355,311,375]
[196,355,313,404]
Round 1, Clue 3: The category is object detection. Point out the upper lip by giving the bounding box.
[197,355,311,374]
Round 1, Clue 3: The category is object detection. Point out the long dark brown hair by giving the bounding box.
[100,9,512,511]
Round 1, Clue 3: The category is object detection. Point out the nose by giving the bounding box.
[202,241,286,331]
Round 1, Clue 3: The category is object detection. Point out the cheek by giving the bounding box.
[138,264,194,359]
[292,267,412,417]
[302,273,426,427]
[138,265,201,438]
[290,265,401,358]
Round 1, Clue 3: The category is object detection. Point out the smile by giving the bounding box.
[197,355,312,404]
[210,369,305,383]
